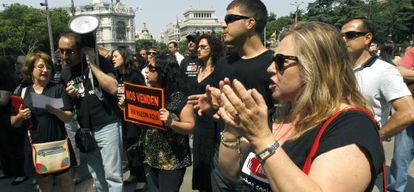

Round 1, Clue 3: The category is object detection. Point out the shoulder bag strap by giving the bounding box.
[301,107,387,192]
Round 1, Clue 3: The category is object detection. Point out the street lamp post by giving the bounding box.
[290,1,304,25]
[40,0,56,64]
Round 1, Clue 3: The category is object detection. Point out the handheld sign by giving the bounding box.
[124,82,166,130]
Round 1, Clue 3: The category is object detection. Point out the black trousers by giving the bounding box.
[0,127,25,177]
[144,165,186,192]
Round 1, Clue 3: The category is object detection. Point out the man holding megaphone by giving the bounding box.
[58,30,123,192]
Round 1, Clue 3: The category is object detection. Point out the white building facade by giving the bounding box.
[74,0,136,51]
[162,9,223,43]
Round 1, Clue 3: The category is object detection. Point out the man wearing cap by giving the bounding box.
[180,34,201,95]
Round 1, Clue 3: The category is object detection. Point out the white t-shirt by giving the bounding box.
[354,56,411,126]
[175,52,184,66]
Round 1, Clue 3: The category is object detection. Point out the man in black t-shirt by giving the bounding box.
[58,32,123,192]
[180,34,201,95]
[188,1,274,191]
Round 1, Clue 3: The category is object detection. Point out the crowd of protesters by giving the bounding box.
[1,0,414,192]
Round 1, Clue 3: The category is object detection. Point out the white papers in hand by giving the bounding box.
[31,92,64,109]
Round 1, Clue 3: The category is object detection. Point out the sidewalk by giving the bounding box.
[0,138,413,191]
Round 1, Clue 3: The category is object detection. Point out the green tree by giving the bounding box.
[265,16,292,40]
[0,4,70,56]
[135,39,156,51]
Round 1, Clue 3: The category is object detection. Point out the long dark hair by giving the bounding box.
[111,48,138,79]
[154,54,188,99]
[195,34,224,65]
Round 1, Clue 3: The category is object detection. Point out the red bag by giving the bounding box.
[10,95,32,129]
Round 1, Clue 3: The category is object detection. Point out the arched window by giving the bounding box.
[116,21,126,40]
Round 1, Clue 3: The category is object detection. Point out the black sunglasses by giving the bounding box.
[341,31,368,40]
[58,48,75,55]
[224,14,252,24]
[148,65,158,72]
[273,54,299,72]
[149,51,157,56]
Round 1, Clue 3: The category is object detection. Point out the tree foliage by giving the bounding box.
[0,3,70,56]
[267,0,414,44]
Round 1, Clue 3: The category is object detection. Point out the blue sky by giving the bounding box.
[1,0,315,39]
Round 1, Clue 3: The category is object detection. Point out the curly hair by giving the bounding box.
[195,34,224,65]
[111,48,138,79]
[21,52,54,83]
[154,54,188,99]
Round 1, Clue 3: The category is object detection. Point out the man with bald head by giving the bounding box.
[342,17,414,192]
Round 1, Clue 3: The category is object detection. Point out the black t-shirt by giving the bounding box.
[240,110,385,192]
[60,56,117,130]
[213,50,274,107]
[14,83,73,143]
[180,53,201,95]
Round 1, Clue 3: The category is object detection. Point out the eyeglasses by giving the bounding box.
[149,51,157,56]
[147,65,158,72]
[58,48,75,55]
[197,45,209,50]
[273,54,299,72]
[341,31,368,40]
[224,14,252,24]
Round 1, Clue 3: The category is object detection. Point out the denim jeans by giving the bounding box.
[388,124,414,192]
[86,122,123,192]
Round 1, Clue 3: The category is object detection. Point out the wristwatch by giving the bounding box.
[256,141,280,162]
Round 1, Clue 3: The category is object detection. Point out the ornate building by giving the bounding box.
[162,8,223,43]
[74,0,136,51]
[136,23,153,40]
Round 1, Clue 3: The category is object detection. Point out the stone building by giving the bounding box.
[162,8,223,43]
[74,0,136,51]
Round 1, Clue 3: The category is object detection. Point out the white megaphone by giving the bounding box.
[69,15,100,34]
[68,15,104,101]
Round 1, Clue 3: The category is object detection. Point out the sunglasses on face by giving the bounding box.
[149,52,157,56]
[197,45,209,50]
[58,48,75,55]
[224,14,252,24]
[148,65,158,72]
[341,31,368,40]
[273,54,299,72]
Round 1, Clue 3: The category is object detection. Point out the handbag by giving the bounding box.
[28,131,71,174]
[302,107,388,192]
[75,127,97,153]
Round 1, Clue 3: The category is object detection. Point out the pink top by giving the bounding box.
[401,47,414,69]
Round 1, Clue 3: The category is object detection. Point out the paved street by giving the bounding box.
[0,138,413,192]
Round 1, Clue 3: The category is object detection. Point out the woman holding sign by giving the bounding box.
[11,52,76,192]
[144,54,195,191]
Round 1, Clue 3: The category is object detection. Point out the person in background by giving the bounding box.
[218,21,384,192]
[180,34,201,95]
[111,47,147,191]
[389,43,414,192]
[142,48,158,85]
[341,17,414,141]
[168,41,184,65]
[11,52,75,192]
[139,48,147,64]
[0,55,27,186]
[191,34,223,192]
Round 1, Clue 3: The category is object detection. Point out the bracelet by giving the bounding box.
[256,140,280,162]
[220,131,241,154]
[165,113,179,127]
